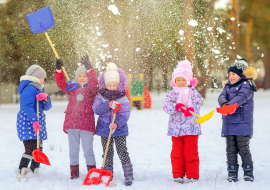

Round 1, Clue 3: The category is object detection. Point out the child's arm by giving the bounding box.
[21,89,38,124]
[92,96,111,115]
[114,100,130,129]
[218,87,228,107]
[86,68,99,97]
[227,83,254,107]
[191,90,202,114]
[42,96,52,111]
[163,92,177,115]
[55,69,70,95]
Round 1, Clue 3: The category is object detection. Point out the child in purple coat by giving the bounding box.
[218,58,257,182]
[92,63,133,186]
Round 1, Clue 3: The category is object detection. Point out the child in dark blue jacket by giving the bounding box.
[218,58,257,182]
[16,65,52,180]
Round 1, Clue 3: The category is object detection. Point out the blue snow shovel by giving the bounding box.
[26,7,78,91]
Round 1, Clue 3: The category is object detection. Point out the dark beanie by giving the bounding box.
[228,58,248,76]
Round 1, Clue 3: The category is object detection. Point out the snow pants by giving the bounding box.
[226,135,253,166]
[171,135,199,179]
[101,136,131,168]
[68,129,96,166]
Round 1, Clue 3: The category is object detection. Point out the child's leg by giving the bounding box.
[68,129,80,179]
[183,135,199,179]
[236,136,253,165]
[226,135,239,165]
[19,140,34,170]
[80,130,96,168]
[30,140,42,173]
[171,136,185,178]
[101,136,115,168]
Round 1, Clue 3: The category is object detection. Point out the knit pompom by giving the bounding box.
[177,60,192,70]
[190,77,198,87]
[106,63,118,71]
[243,66,257,80]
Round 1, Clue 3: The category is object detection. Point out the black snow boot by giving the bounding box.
[19,157,31,170]
[227,165,239,182]
[122,163,134,186]
[243,164,254,182]
[30,160,40,173]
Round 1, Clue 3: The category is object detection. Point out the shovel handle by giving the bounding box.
[36,98,40,149]
[176,103,200,118]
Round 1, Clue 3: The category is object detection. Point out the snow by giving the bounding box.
[1,90,270,189]
[108,5,120,15]
[188,20,198,27]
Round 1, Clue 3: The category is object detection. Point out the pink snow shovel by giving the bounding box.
[32,98,51,166]
[83,104,123,187]
[175,103,215,124]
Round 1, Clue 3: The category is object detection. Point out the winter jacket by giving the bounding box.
[55,68,99,133]
[92,94,130,138]
[17,76,52,141]
[163,86,202,137]
[218,76,255,138]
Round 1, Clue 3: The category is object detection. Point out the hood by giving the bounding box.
[18,75,40,94]
[99,68,128,91]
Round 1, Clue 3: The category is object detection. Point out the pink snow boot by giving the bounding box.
[70,165,79,179]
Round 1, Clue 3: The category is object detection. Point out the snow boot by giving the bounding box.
[87,165,96,171]
[70,165,79,179]
[104,166,113,181]
[243,164,254,182]
[122,163,134,186]
[30,160,40,173]
[227,165,239,182]
[187,178,198,183]
[174,177,184,184]
[32,167,40,176]
[18,156,31,170]
[16,167,30,180]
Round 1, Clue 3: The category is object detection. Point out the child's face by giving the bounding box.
[77,73,88,85]
[40,78,45,84]
[175,77,187,87]
[229,72,241,84]
[106,81,118,90]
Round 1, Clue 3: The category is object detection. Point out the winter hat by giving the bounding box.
[170,60,197,87]
[104,63,120,85]
[25,65,46,79]
[228,58,248,76]
[75,66,87,81]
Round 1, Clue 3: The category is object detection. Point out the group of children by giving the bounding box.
[15,56,257,185]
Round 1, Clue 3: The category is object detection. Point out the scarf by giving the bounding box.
[173,86,192,106]
[28,82,44,91]
[99,88,126,101]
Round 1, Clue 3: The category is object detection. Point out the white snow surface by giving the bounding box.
[1,90,270,189]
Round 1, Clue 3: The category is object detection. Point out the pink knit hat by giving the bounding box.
[170,60,197,87]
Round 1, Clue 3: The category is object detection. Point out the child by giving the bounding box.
[16,65,52,179]
[218,58,257,182]
[92,63,134,186]
[55,55,99,179]
[163,60,202,184]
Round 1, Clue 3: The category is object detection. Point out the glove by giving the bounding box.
[108,101,119,109]
[110,123,117,130]
[184,107,194,117]
[36,93,48,101]
[33,121,41,134]
[80,55,92,70]
[56,59,63,70]
[175,103,185,113]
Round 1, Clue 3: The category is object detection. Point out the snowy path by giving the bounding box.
[0,90,270,190]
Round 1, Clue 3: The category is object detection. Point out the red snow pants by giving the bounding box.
[171,135,199,179]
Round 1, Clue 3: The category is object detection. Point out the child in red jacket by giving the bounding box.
[55,55,99,179]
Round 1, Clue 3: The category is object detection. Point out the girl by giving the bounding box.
[16,65,52,179]
[218,58,257,182]
[92,63,134,186]
[163,60,202,184]
[55,55,99,179]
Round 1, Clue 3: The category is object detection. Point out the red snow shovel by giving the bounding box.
[32,98,51,165]
[83,104,123,187]
[216,103,238,115]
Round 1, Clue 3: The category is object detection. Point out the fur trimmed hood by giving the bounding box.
[99,69,128,91]
[20,75,41,83]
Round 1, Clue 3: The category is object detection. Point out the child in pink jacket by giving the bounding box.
[55,55,98,179]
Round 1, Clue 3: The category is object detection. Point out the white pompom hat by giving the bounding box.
[104,63,120,85]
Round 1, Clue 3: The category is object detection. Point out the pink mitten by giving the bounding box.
[108,101,118,109]
[175,103,185,113]
[36,93,48,101]
[111,123,118,130]
[184,107,194,117]
[33,121,41,134]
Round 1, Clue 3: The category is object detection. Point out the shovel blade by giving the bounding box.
[26,7,55,33]
[216,103,238,115]
[32,148,51,165]
[83,168,112,187]
[195,110,215,124]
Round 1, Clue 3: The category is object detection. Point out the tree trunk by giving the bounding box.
[263,48,270,89]
[245,1,257,64]
[230,0,239,60]
[162,54,169,91]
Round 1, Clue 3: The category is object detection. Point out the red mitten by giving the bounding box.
[175,103,186,113]
[33,121,41,134]
[184,107,194,117]
[36,93,48,101]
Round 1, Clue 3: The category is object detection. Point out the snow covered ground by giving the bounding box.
[0,89,270,190]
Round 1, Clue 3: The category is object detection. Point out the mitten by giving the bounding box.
[80,55,92,70]
[175,103,185,113]
[56,59,63,70]
[36,93,48,101]
[33,121,41,134]
[184,107,194,117]
[108,101,119,109]
[110,123,117,130]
